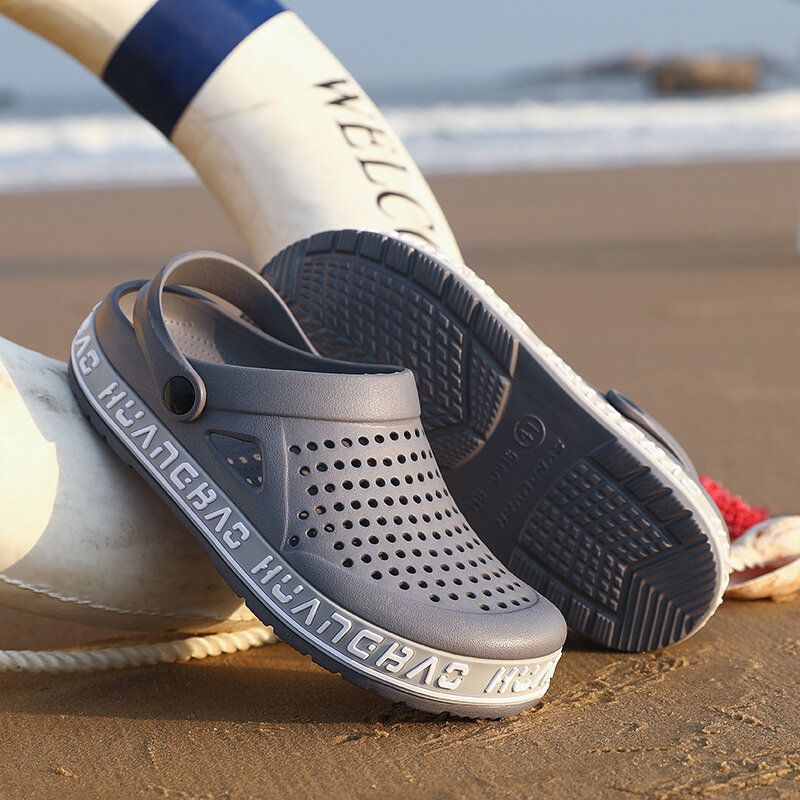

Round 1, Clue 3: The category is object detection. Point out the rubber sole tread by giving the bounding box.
[264,230,723,652]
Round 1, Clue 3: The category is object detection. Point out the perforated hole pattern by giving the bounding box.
[286,422,533,613]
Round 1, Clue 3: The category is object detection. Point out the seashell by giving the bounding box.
[726,516,800,600]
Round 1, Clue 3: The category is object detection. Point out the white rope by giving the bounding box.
[0,623,278,674]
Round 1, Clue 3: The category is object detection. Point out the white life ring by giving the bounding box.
[0,0,461,632]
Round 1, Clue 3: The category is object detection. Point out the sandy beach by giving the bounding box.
[1,159,800,799]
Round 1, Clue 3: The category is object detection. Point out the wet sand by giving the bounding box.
[1,160,800,799]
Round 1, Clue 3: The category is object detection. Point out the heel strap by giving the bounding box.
[133,250,313,421]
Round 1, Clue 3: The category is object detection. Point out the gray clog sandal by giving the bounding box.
[69,251,566,718]
[263,230,730,652]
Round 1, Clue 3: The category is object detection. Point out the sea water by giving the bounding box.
[0,71,799,192]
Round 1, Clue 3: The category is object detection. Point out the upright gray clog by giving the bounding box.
[69,250,565,717]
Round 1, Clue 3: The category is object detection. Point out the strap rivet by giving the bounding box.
[164,376,196,416]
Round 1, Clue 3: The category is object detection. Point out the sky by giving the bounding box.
[0,0,799,97]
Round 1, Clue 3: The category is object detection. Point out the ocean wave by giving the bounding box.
[0,90,799,191]
[0,114,194,191]
[390,89,800,172]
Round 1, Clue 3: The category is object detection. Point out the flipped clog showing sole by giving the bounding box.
[69,251,566,718]
[263,230,730,652]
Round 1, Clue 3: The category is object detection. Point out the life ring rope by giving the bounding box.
[0,622,277,674]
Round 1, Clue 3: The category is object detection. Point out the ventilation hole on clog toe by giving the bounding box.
[286,422,537,611]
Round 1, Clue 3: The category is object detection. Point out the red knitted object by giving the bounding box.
[700,475,769,541]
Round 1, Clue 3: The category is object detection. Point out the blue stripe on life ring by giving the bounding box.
[103,0,285,138]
